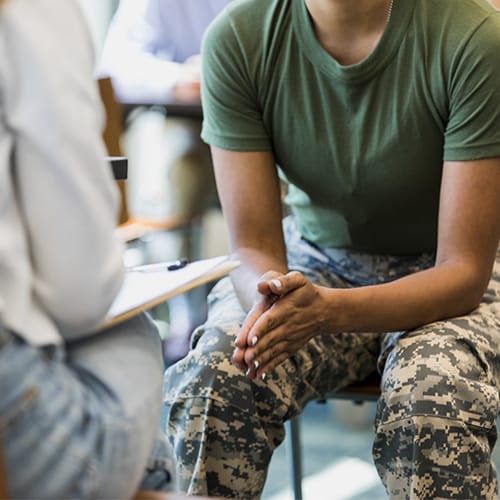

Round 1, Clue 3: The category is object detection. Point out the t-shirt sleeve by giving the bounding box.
[200,13,272,151]
[444,14,500,161]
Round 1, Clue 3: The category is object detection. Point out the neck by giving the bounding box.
[305,0,392,30]
[305,0,393,65]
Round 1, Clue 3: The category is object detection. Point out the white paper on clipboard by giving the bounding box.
[103,255,239,328]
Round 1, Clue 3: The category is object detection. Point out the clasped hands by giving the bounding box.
[232,270,324,380]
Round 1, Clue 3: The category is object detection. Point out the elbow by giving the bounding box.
[454,293,482,318]
[464,284,488,313]
[46,272,123,337]
[436,253,494,318]
[55,292,118,336]
[448,271,491,318]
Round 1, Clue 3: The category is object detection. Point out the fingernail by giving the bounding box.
[251,336,258,346]
[245,367,251,376]
[261,372,267,381]
[270,279,282,290]
[254,360,260,370]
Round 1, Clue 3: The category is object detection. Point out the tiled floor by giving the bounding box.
[262,400,385,499]
[262,400,500,500]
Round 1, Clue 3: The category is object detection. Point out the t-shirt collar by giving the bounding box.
[293,0,416,84]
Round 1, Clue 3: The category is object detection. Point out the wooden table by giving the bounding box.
[121,96,202,120]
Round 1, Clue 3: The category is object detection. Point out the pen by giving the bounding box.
[127,258,189,273]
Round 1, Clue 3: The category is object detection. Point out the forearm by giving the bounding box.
[326,260,492,334]
[211,148,287,312]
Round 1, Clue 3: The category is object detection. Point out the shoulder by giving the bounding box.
[203,0,292,64]
[205,0,290,44]
[1,0,90,35]
[410,0,500,88]
[0,0,95,92]
[0,0,94,65]
[0,0,100,131]
[415,0,500,46]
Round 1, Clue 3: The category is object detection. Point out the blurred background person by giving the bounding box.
[99,0,230,238]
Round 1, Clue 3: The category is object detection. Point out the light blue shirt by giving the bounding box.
[143,0,230,63]
[100,0,231,101]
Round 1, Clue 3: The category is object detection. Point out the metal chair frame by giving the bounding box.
[285,373,381,500]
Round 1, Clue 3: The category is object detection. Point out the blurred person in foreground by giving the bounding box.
[0,0,174,497]
[99,0,230,236]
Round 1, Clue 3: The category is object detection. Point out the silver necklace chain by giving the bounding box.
[387,0,395,23]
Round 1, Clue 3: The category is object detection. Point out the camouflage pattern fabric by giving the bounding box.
[374,265,500,499]
[163,216,500,499]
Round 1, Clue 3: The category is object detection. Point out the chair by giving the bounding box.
[285,372,381,500]
[0,434,8,500]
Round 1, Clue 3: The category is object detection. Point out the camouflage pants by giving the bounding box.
[163,216,500,499]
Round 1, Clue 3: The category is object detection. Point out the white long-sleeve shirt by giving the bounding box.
[99,0,231,102]
[0,0,125,346]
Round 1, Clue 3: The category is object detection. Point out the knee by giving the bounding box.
[164,324,244,396]
[380,331,499,426]
[374,366,499,500]
[374,332,500,498]
[381,357,497,423]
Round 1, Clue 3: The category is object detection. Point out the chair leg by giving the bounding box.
[285,417,303,500]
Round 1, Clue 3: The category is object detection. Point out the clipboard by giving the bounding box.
[102,255,239,329]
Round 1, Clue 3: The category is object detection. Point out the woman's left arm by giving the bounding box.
[245,157,500,379]
[325,157,500,333]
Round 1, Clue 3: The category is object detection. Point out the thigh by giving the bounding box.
[380,247,500,395]
[1,314,165,499]
[67,312,164,417]
[377,266,500,464]
[0,333,102,499]
[66,313,166,497]
[380,318,500,426]
[376,312,500,499]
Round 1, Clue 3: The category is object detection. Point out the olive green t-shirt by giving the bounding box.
[201,0,500,254]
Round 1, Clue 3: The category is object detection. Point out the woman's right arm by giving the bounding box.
[212,146,290,372]
[211,146,288,312]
